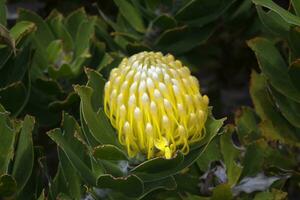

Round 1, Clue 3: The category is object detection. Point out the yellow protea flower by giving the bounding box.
[104,52,209,159]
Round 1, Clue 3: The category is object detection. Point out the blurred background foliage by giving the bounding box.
[0,0,299,199]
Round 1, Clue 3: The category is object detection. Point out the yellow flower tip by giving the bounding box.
[104,51,209,159]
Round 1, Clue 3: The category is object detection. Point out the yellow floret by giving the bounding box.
[104,52,209,159]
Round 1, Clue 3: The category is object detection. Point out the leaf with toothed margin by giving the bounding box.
[93,144,128,161]
[140,176,177,199]
[97,174,144,197]
[132,111,224,182]
[47,128,97,186]
[74,85,120,147]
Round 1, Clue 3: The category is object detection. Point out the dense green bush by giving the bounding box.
[0,0,299,199]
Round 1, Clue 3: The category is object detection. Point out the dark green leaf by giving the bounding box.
[211,184,232,200]
[289,59,300,91]
[12,116,35,193]
[74,85,119,147]
[155,25,215,55]
[252,0,300,26]
[65,8,87,39]
[291,0,300,16]
[0,112,14,174]
[86,68,106,110]
[97,174,143,197]
[220,126,242,186]
[18,9,55,47]
[270,86,300,128]
[247,37,300,103]
[0,24,15,53]
[113,0,145,32]
[0,0,6,26]
[47,128,97,185]
[10,21,36,45]
[93,145,127,161]
[249,71,299,146]
[256,6,289,36]
[0,174,17,197]
[175,0,236,27]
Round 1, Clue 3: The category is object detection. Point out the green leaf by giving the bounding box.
[18,9,55,47]
[0,24,15,54]
[252,0,300,26]
[58,150,82,199]
[85,68,106,110]
[211,184,233,200]
[152,14,177,30]
[270,86,300,128]
[0,174,17,197]
[196,137,221,172]
[74,85,119,147]
[93,145,127,161]
[0,0,6,26]
[48,92,80,112]
[48,63,73,79]
[256,6,289,37]
[235,107,261,145]
[12,115,35,193]
[289,27,300,59]
[155,25,215,55]
[47,128,97,185]
[113,0,145,32]
[10,21,37,46]
[249,71,299,146]
[0,112,14,174]
[132,152,184,176]
[97,174,144,197]
[291,0,300,16]
[175,0,236,27]
[0,82,27,115]
[47,14,74,51]
[141,176,177,199]
[240,142,264,178]
[220,126,242,186]
[46,40,63,64]
[65,8,87,39]
[289,59,300,91]
[74,19,95,58]
[247,37,300,103]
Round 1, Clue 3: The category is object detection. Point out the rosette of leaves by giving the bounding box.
[47,68,224,199]
[0,3,109,127]
[0,104,36,199]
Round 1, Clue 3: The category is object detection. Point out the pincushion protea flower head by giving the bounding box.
[104,52,209,159]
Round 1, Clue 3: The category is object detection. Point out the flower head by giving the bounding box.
[104,52,209,159]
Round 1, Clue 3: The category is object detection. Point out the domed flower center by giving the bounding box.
[104,51,209,159]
